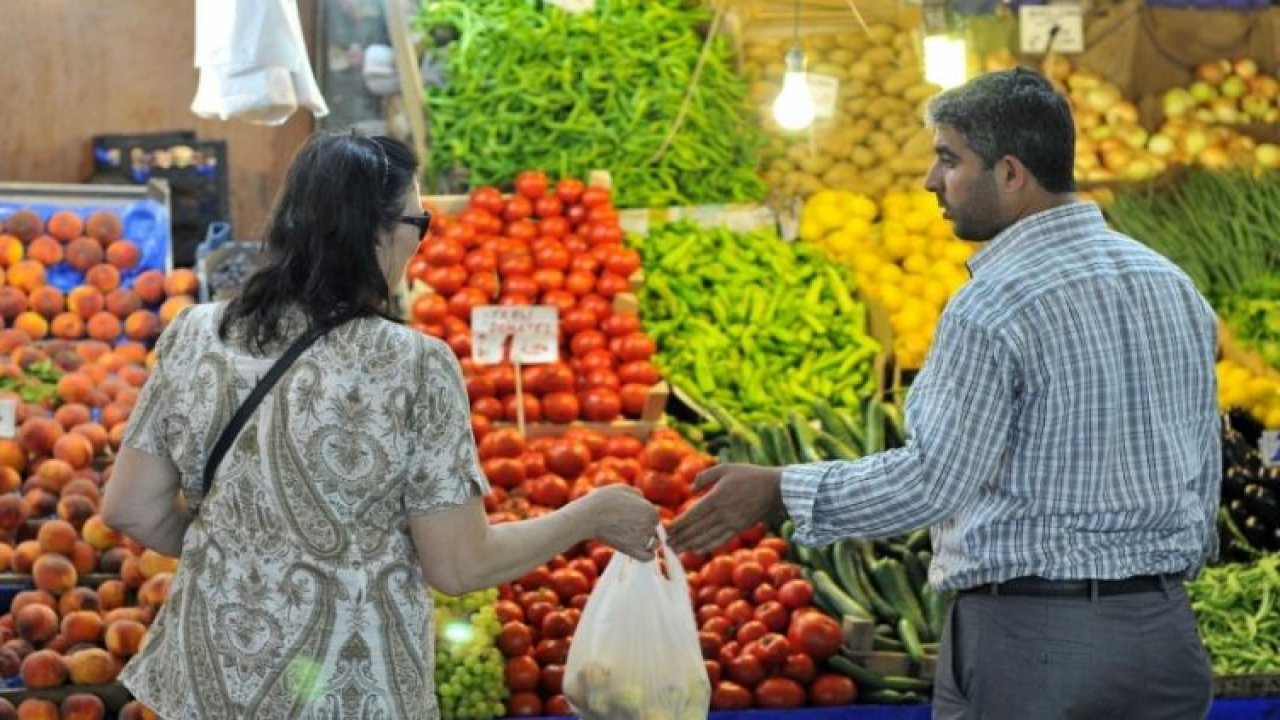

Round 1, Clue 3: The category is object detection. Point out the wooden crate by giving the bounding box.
[842,617,937,683]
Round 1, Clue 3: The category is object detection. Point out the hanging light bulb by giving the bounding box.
[772,47,816,131]
[923,35,968,90]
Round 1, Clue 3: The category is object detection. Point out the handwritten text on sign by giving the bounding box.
[471,306,560,365]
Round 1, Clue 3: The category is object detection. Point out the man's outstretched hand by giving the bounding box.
[667,463,784,554]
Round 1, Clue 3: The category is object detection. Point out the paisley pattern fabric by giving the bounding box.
[119,303,488,719]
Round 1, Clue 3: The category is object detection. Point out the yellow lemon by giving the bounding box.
[903,253,931,275]
[881,228,911,261]
[882,192,911,219]
[1266,407,1280,431]
[944,242,975,265]
[841,216,875,241]
[901,275,926,298]
[928,219,955,241]
[878,284,905,312]
[826,229,861,257]
[903,210,934,234]
[922,281,951,309]
[799,220,825,243]
[844,193,880,222]
[875,263,905,286]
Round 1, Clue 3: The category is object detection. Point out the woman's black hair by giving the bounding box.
[219,133,419,352]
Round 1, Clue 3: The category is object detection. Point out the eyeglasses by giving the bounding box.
[398,212,432,241]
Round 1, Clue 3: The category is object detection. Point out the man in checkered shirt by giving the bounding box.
[671,68,1218,719]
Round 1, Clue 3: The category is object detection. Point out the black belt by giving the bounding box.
[960,572,1185,598]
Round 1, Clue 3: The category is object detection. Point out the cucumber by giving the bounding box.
[828,655,933,692]
[812,569,873,622]
[814,431,861,461]
[726,431,752,464]
[873,633,905,651]
[793,542,837,578]
[834,406,867,448]
[756,423,783,466]
[832,540,873,611]
[862,400,885,454]
[850,545,901,624]
[922,584,952,642]
[870,558,931,641]
[897,618,926,663]
[903,528,932,553]
[773,421,800,464]
[861,688,929,704]
[879,400,908,448]
[811,399,862,452]
[788,411,822,462]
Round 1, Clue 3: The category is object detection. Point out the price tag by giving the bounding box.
[0,398,13,439]
[1019,5,1084,54]
[1262,430,1280,469]
[807,74,840,119]
[471,306,559,365]
[548,0,595,13]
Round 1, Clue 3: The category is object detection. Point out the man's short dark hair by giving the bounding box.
[926,68,1076,193]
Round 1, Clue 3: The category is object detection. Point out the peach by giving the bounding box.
[58,587,102,617]
[63,238,104,273]
[37,457,74,491]
[137,573,172,610]
[45,211,83,242]
[50,349,84,374]
[60,691,107,720]
[116,364,148,389]
[0,290,25,323]
[69,424,108,457]
[138,550,179,580]
[118,554,142,589]
[3,211,42,242]
[14,605,59,645]
[0,542,10,571]
[100,403,129,431]
[0,235,24,268]
[132,269,165,305]
[0,467,19,493]
[85,312,120,343]
[158,295,194,326]
[59,612,104,646]
[117,701,161,720]
[107,423,126,452]
[16,698,57,720]
[22,489,56,519]
[32,553,77,596]
[123,310,159,343]
[104,619,146,657]
[54,372,92,405]
[12,312,47,340]
[104,288,141,318]
[96,547,129,574]
[19,648,67,689]
[10,346,47,371]
[114,342,148,366]
[52,434,93,471]
[42,633,75,654]
[96,579,125,611]
[12,540,41,573]
[18,417,63,456]
[0,649,18,684]
[0,329,28,354]
[25,237,62,267]
[10,590,55,616]
[163,268,199,298]
[2,637,34,661]
[0,440,25,474]
[72,339,109,363]
[85,211,122,245]
[65,287,104,322]
[83,265,119,294]
[7,260,46,294]
[0,494,28,533]
[105,241,141,271]
[61,481,100,508]
[36,519,78,555]
[69,541,96,576]
[26,287,61,321]
[52,403,91,432]
[49,313,84,341]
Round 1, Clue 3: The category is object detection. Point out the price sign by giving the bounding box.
[0,398,13,438]
[1019,5,1084,54]
[471,306,559,365]
[1262,430,1280,469]
[807,74,840,119]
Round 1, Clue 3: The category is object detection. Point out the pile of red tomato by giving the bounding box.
[407,172,660,430]
[477,425,857,715]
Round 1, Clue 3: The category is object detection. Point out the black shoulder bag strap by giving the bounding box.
[200,322,336,502]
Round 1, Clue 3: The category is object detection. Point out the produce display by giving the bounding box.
[799,190,975,370]
[743,24,939,199]
[1188,554,1280,675]
[1217,276,1280,372]
[414,0,766,207]
[1161,59,1280,129]
[434,589,508,718]
[1220,411,1280,557]
[635,221,880,425]
[407,173,662,426]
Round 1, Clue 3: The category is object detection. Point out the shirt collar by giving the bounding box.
[966,201,1106,277]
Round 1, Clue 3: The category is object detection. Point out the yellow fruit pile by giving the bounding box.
[744,22,941,199]
[1217,360,1280,429]
[801,189,976,370]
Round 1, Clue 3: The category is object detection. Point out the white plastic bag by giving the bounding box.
[564,527,710,720]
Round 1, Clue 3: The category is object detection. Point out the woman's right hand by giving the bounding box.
[580,485,660,561]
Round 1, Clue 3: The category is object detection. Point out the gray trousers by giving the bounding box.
[933,582,1213,720]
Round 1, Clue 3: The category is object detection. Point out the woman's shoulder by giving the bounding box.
[364,317,455,361]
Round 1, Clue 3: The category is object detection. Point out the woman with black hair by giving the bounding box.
[101,133,660,719]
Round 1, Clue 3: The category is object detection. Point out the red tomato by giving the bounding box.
[638,469,685,507]
[520,451,547,479]
[541,289,576,314]
[506,691,543,717]
[534,195,563,218]
[643,437,688,472]
[471,413,490,442]
[755,677,806,708]
[705,660,722,687]
[494,600,524,624]
[496,621,532,657]
[697,604,724,626]
[781,652,817,685]
[481,458,525,490]
[712,586,741,609]
[503,394,541,423]
[532,268,565,292]
[556,178,585,204]
[503,276,539,300]
[424,265,467,295]
[699,631,723,660]
[447,287,488,321]
[581,187,611,208]
[752,583,778,606]
[600,313,641,338]
[587,206,619,226]
[755,632,792,667]
[754,600,789,633]
[549,568,590,602]
[499,253,535,277]
[564,271,595,297]
[535,637,570,665]
[680,550,706,573]
[727,654,767,688]
[769,562,803,588]
[787,612,842,660]
[616,332,656,362]
[541,610,573,640]
[561,307,597,336]
[579,388,621,421]
[594,272,630,299]
[712,681,753,710]
[777,579,814,610]
[620,383,650,417]
[442,223,476,248]
[588,224,623,246]
[534,244,570,270]
[702,556,734,589]
[412,293,448,326]
[515,171,549,200]
[503,196,533,223]
[718,640,740,669]
[736,620,769,646]
[505,656,540,692]
[541,364,576,393]
[732,561,766,593]
[545,441,591,479]
[810,673,857,706]
[702,616,733,641]
[470,186,505,214]
[604,247,641,277]
[529,474,570,508]
[466,270,500,299]
[540,217,570,239]
[472,397,504,422]
[507,219,538,241]
[753,547,781,569]
[570,330,607,357]
[406,255,430,283]
[478,428,524,459]
[544,694,572,716]
[540,664,566,695]
[725,599,755,626]
[542,392,579,424]
[582,369,619,390]
[617,360,659,386]
[604,434,643,458]
[568,253,599,273]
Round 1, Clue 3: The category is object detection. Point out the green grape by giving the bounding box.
[434,590,508,719]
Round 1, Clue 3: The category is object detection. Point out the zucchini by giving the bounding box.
[814,431,861,461]
[832,540,873,610]
[850,545,901,624]
[828,655,933,692]
[862,400,885,454]
[870,558,931,641]
[811,398,863,451]
[789,411,822,462]
[897,618,926,662]
[812,569,873,621]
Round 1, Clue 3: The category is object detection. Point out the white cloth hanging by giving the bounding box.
[191,0,329,126]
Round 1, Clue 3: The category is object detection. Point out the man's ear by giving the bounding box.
[998,155,1031,194]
